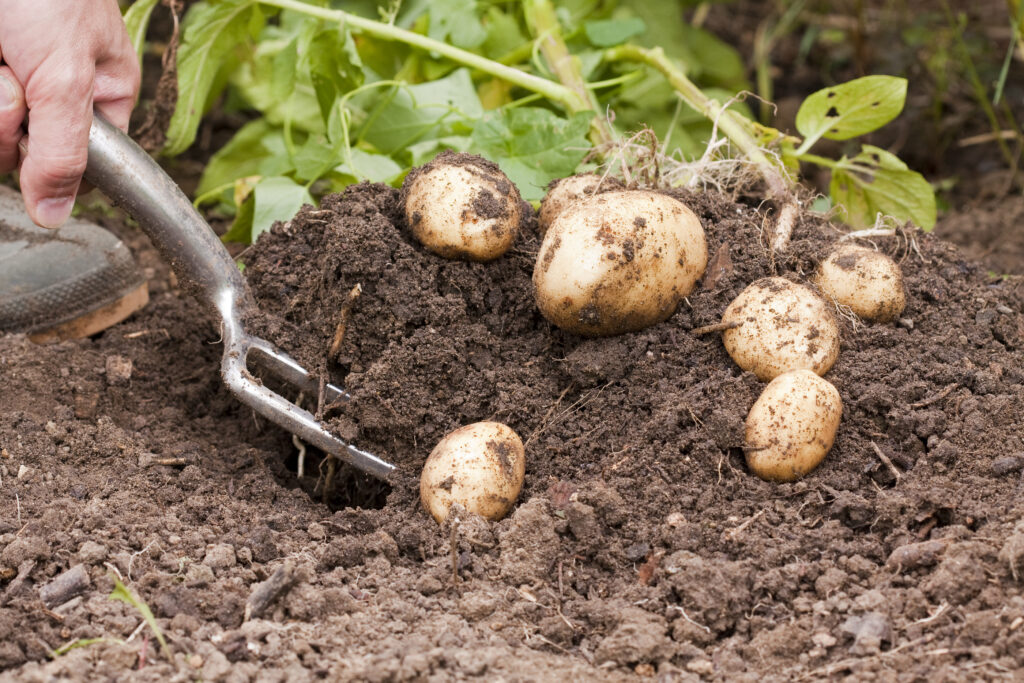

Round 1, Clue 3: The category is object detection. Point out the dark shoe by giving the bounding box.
[0,186,148,342]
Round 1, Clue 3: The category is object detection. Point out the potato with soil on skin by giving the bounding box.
[815,243,906,322]
[721,277,840,381]
[402,151,522,262]
[420,421,526,523]
[533,190,708,337]
[745,369,842,482]
[538,173,623,233]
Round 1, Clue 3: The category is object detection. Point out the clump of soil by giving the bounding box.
[2,181,1023,680]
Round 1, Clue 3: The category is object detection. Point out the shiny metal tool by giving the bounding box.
[86,114,395,480]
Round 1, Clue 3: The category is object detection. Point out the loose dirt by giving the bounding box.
[2,182,1023,681]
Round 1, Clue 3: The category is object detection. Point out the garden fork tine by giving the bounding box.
[85,114,395,481]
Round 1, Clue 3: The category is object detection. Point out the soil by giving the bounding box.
[3,178,1024,680]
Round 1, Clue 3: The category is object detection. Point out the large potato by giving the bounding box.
[420,422,526,523]
[533,190,707,336]
[402,152,522,262]
[538,173,623,234]
[745,369,842,482]
[721,277,840,381]
[815,244,906,322]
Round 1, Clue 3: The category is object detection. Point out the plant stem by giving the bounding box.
[258,0,578,109]
[606,44,791,198]
[524,0,614,145]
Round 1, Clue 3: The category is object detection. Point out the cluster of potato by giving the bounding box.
[721,243,906,481]
[400,153,906,522]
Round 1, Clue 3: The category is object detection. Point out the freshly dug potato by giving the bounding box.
[745,369,842,482]
[402,152,522,262]
[721,277,840,381]
[815,244,906,322]
[420,421,526,523]
[533,190,707,336]
[538,173,623,233]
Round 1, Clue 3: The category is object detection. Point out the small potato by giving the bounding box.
[721,277,840,381]
[745,369,842,482]
[420,421,526,523]
[815,244,906,322]
[533,190,707,336]
[402,152,522,262]
[538,173,623,233]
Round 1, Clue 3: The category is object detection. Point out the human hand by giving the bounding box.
[0,0,139,228]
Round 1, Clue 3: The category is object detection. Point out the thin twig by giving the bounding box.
[870,442,902,482]
[909,383,958,409]
[328,283,362,363]
[691,320,740,336]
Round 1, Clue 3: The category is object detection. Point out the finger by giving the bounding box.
[0,66,27,175]
[19,59,94,229]
[94,53,141,133]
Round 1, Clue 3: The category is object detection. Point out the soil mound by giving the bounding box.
[2,182,1023,679]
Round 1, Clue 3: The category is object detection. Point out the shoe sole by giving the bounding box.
[28,281,150,344]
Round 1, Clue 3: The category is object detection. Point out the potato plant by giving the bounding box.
[128,0,936,243]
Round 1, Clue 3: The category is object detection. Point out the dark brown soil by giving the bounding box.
[3,179,1023,680]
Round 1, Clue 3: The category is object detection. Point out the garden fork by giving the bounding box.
[85,114,395,481]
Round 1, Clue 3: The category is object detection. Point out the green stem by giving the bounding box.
[795,152,839,169]
[258,0,578,108]
[606,44,791,198]
[524,0,614,145]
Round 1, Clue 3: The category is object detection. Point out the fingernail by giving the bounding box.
[0,75,16,110]
[36,196,75,229]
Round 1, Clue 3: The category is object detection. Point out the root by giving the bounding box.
[322,454,337,505]
[771,200,800,253]
[328,283,363,364]
[870,442,902,482]
[691,320,740,336]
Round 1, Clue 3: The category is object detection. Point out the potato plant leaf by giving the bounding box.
[307,27,364,124]
[829,145,937,230]
[470,108,593,200]
[427,0,487,49]
[584,17,647,47]
[123,0,160,64]
[252,176,314,240]
[357,69,482,155]
[165,0,261,155]
[795,75,907,143]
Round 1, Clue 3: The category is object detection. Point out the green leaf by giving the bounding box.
[109,577,169,659]
[427,0,487,49]
[795,75,908,143]
[407,135,473,166]
[271,35,300,102]
[357,69,483,155]
[252,176,314,240]
[196,119,284,197]
[306,27,364,124]
[222,193,256,243]
[165,0,260,155]
[123,0,160,64]
[470,108,592,200]
[481,6,528,59]
[584,17,647,47]
[829,145,937,230]
[334,149,404,184]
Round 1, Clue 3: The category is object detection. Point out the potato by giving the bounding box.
[402,152,522,262]
[745,369,842,482]
[533,190,707,336]
[721,277,840,381]
[420,421,526,523]
[815,244,906,322]
[538,173,623,234]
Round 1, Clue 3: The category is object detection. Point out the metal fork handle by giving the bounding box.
[84,115,395,480]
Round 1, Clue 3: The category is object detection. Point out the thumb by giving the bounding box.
[19,63,94,229]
